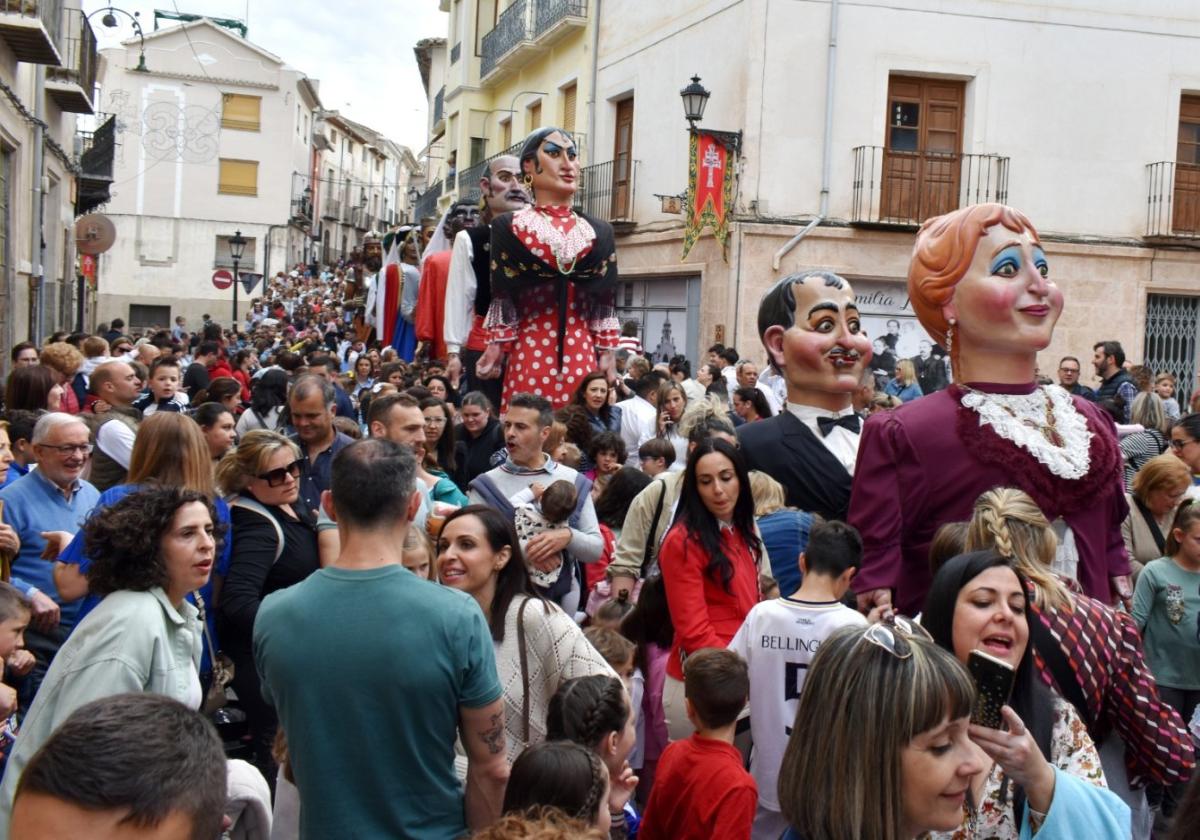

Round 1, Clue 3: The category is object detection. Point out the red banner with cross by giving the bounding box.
[682,130,736,260]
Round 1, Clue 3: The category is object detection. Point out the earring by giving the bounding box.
[945,318,956,353]
[522,173,533,187]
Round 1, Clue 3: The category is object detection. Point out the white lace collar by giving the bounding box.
[959,385,1093,480]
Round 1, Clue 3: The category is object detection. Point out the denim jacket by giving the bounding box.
[0,588,201,826]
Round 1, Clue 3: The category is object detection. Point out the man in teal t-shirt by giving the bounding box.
[254,439,507,839]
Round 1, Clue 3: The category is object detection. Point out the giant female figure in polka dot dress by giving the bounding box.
[475,127,620,410]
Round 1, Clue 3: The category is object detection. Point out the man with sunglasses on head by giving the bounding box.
[0,413,100,705]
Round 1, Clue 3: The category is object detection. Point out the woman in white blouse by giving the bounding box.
[437,504,612,764]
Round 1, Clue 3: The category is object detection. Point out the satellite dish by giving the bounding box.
[75,214,116,255]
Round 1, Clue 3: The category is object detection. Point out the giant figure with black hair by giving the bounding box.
[475,127,620,410]
[737,269,872,520]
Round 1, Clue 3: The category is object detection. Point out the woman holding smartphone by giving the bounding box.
[922,550,1128,838]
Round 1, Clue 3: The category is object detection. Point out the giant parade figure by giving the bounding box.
[739,270,873,523]
[849,203,1130,615]
[475,127,620,409]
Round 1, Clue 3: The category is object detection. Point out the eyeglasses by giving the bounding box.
[36,443,93,456]
[858,614,933,660]
[1170,438,1197,451]
[255,459,303,487]
[1058,367,1079,374]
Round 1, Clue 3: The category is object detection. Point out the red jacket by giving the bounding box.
[639,735,756,840]
[207,358,235,381]
[658,522,759,681]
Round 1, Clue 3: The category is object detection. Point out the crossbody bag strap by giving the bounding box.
[517,596,532,744]
[641,480,668,578]
[1029,610,1094,730]
[1133,497,1167,555]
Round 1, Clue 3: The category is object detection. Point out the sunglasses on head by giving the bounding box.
[858,614,933,660]
[256,458,303,487]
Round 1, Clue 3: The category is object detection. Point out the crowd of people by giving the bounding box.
[0,131,1193,840]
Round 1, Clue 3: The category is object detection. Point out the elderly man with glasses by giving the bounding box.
[0,413,100,705]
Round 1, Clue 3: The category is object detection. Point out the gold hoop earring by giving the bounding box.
[522,173,533,187]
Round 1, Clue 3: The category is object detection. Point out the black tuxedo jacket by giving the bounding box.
[737,411,854,521]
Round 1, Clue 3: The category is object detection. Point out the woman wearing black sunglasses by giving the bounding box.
[215,429,320,785]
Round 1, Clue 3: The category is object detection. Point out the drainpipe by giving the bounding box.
[771,0,838,271]
[29,66,45,343]
[587,0,601,166]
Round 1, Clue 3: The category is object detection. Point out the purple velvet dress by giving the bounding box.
[848,382,1130,615]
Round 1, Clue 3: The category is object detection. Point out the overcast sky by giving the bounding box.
[82,0,449,152]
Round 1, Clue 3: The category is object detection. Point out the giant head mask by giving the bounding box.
[908,203,1062,378]
[519,127,579,206]
[481,154,528,216]
[758,270,872,410]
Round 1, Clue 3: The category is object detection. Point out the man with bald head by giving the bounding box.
[444,155,530,403]
[88,360,144,491]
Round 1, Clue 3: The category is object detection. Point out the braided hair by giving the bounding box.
[546,675,630,752]
[964,487,1071,611]
[502,741,608,826]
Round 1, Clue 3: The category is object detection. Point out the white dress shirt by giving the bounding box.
[443,229,476,355]
[785,402,861,475]
[620,395,659,467]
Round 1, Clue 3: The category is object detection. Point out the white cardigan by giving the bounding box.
[495,595,615,763]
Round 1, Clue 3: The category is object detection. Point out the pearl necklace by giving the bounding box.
[959,385,1093,480]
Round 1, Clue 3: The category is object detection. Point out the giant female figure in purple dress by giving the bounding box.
[849,204,1130,615]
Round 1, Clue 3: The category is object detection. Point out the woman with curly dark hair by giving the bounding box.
[0,486,218,822]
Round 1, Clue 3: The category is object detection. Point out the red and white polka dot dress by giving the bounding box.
[487,205,619,411]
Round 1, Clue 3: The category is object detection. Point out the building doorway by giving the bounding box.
[1144,292,1200,405]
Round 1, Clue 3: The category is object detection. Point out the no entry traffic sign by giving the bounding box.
[212,269,234,290]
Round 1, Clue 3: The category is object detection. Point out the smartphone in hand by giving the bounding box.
[968,649,1016,730]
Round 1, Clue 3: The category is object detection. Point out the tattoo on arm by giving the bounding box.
[479,712,504,755]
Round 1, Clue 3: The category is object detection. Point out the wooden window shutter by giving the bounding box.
[218,159,259,196]
[529,101,542,133]
[222,94,262,131]
[562,84,577,133]
[500,119,512,148]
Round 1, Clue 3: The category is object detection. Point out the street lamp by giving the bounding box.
[680,75,710,128]
[228,229,247,331]
[88,6,148,72]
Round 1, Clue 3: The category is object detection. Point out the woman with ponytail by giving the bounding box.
[961,487,1194,837]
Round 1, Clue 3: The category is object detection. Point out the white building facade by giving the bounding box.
[590,0,1200,391]
[94,18,322,331]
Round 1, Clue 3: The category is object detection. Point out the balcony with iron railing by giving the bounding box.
[850,145,1009,228]
[0,0,62,65]
[322,197,341,221]
[46,7,96,114]
[575,159,638,227]
[534,0,587,45]
[480,0,587,83]
[1144,160,1200,241]
[414,180,443,221]
[75,113,115,214]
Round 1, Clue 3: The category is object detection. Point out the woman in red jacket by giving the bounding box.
[658,437,762,740]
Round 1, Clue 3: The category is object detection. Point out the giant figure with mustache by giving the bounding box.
[738,270,872,521]
[849,204,1130,616]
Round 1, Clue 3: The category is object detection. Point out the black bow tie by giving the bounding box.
[817,414,862,437]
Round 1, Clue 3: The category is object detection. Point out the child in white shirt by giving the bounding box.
[729,520,868,840]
